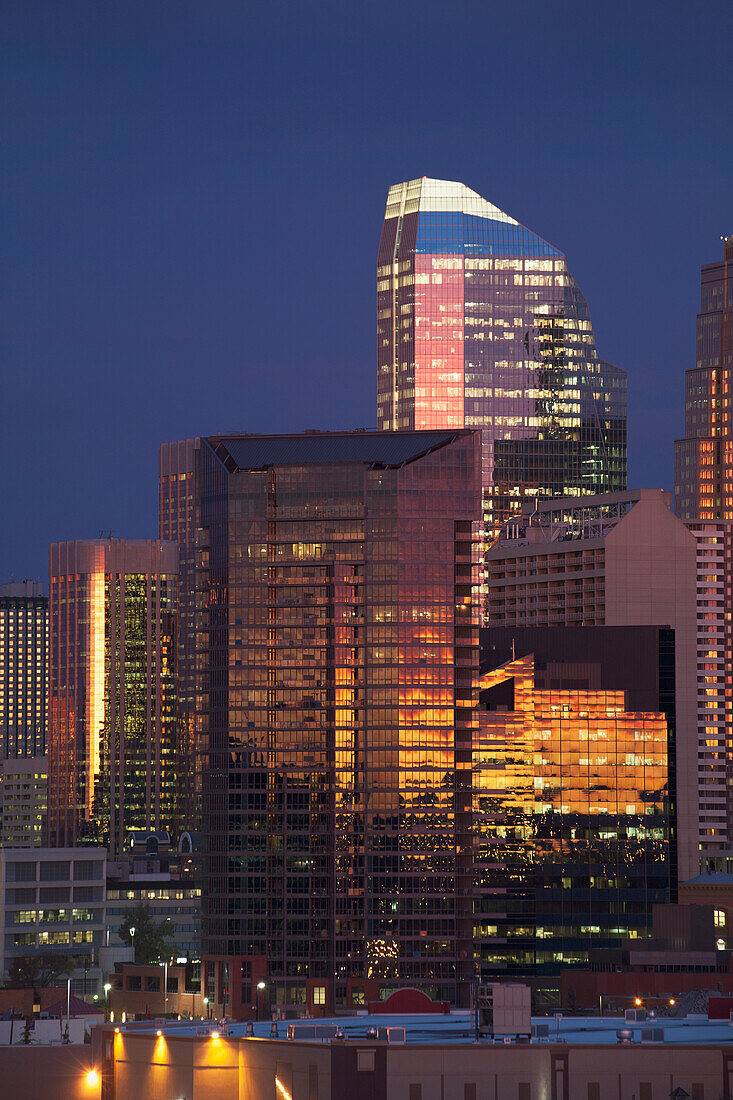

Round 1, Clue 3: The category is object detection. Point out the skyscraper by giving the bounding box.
[675,235,733,521]
[47,539,179,855]
[194,429,482,1010]
[376,178,627,539]
[674,234,733,871]
[0,581,47,759]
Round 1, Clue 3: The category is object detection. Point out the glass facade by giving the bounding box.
[475,655,670,990]
[47,540,179,856]
[0,592,47,759]
[675,235,733,520]
[377,178,627,542]
[195,430,482,1008]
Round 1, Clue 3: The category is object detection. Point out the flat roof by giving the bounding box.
[205,430,467,472]
[116,1012,733,1047]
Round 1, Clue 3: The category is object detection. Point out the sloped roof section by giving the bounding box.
[206,430,466,473]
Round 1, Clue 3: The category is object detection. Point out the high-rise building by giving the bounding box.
[476,651,670,993]
[484,489,699,880]
[673,236,733,873]
[195,429,482,1010]
[376,178,627,539]
[0,582,47,759]
[47,539,179,856]
[675,235,733,522]
[159,439,199,824]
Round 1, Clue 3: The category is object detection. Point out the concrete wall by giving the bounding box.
[100,1029,733,1100]
[0,1045,101,1099]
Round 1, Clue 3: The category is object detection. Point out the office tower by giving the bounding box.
[674,235,733,521]
[0,755,47,846]
[159,439,199,823]
[0,582,47,759]
[475,652,670,994]
[47,539,179,856]
[195,429,482,1010]
[484,489,698,880]
[376,178,627,540]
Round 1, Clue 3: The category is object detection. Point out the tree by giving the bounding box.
[119,905,173,964]
[7,953,72,988]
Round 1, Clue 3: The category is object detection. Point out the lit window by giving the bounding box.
[715,909,726,928]
[312,986,326,1006]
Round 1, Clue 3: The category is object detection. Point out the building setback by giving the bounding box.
[194,429,482,1010]
[376,177,627,539]
[0,582,47,759]
[47,539,179,856]
[484,489,699,881]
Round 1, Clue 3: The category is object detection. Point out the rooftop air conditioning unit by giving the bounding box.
[640,1028,664,1043]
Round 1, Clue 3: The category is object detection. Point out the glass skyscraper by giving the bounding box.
[377,178,627,540]
[195,429,482,1011]
[47,539,179,856]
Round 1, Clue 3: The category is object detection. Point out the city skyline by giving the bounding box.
[3,0,732,583]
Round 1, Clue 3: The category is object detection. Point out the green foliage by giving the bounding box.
[118,904,173,964]
[6,953,72,988]
[20,1018,33,1044]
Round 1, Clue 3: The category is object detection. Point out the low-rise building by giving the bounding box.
[0,847,106,994]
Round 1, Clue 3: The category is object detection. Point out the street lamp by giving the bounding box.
[104,982,112,1020]
[256,981,266,1022]
[203,996,209,1020]
[129,926,136,963]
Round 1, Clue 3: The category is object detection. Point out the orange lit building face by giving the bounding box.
[195,430,482,1009]
[474,656,670,980]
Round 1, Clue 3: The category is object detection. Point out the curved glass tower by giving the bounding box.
[377,178,627,539]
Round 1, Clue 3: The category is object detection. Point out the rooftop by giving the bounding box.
[206,429,468,473]
[118,1012,733,1048]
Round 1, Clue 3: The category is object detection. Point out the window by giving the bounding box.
[74,861,102,881]
[6,861,35,882]
[146,976,160,992]
[40,861,69,882]
[352,989,365,1006]
[312,986,326,1006]
[714,909,726,927]
[357,1051,375,1072]
[127,976,141,991]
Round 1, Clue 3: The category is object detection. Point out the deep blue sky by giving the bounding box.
[3,0,732,584]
